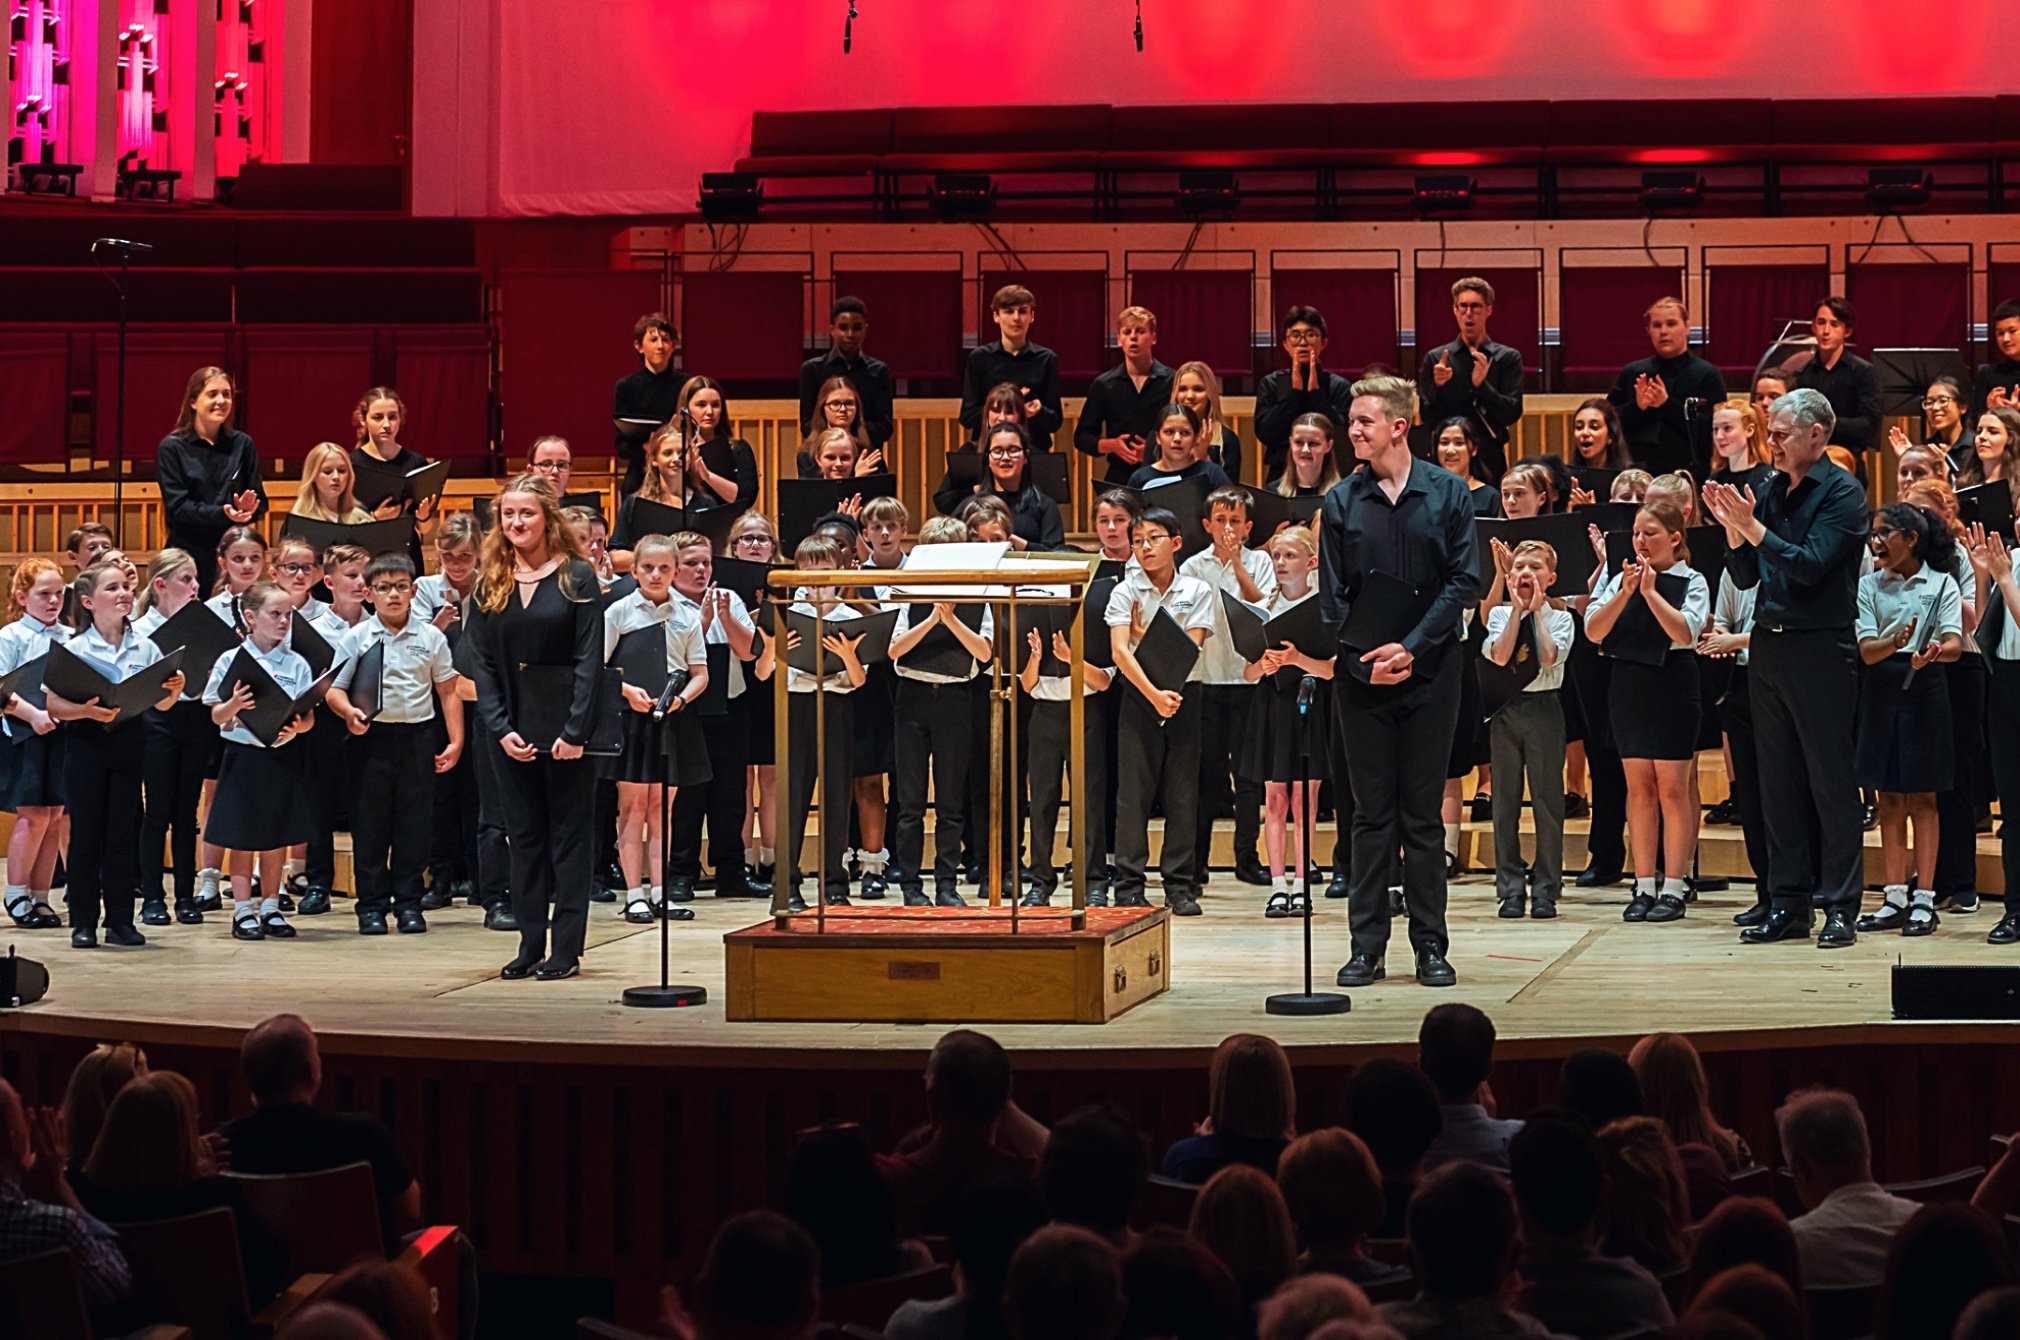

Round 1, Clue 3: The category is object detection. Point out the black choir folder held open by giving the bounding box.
[1340,571,1430,685]
[939,451,1073,507]
[217,651,336,746]
[899,602,990,680]
[1008,576,1122,674]
[512,664,623,756]
[280,513,418,560]
[777,474,898,550]
[145,602,238,680]
[780,607,900,678]
[351,456,451,514]
[41,643,185,728]
[286,615,337,678]
[0,653,47,739]
[1220,592,1331,664]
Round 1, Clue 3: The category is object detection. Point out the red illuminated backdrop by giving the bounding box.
[413,0,2016,217]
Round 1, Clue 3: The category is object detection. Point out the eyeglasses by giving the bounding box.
[1922,396,1960,409]
[1132,535,1174,550]
[369,581,414,596]
[276,562,316,576]
[1283,330,1321,344]
[530,460,566,474]
[1868,527,1901,542]
[987,447,1025,460]
[733,534,773,549]
[1454,301,1489,313]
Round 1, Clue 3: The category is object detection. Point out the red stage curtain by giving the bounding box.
[832,270,964,382]
[1843,263,1971,353]
[498,269,662,460]
[1706,263,1829,375]
[1267,269,1399,377]
[391,327,492,460]
[239,329,377,468]
[97,329,232,468]
[1558,266,1686,377]
[1415,268,1540,372]
[682,271,807,383]
[1125,270,1252,378]
[0,333,69,464]
[979,270,1109,380]
[1992,263,2020,313]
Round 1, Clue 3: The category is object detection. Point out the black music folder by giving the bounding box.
[898,602,990,680]
[777,474,898,549]
[1115,477,1213,560]
[41,643,185,727]
[1477,616,1545,719]
[280,513,418,561]
[1480,512,1609,594]
[351,456,451,512]
[1009,580,1120,675]
[609,624,672,699]
[712,556,783,614]
[287,615,338,678]
[515,664,623,755]
[346,640,386,722]
[689,501,746,553]
[1244,491,1323,546]
[939,451,1072,507]
[217,650,335,746]
[0,653,48,735]
[1600,571,1690,667]
[1221,592,1270,664]
[1959,482,2016,540]
[1341,571,1430,684]
[1133,608,1201,694]
[613,416,664,445]
[781,606,900,678]
[146,602,238,681]
[620,496,693,544]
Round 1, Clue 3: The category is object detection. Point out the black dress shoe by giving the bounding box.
[786,890,809,913]
[660,903,695,921]
[357,909,389,936]
[105,924,146,947]
[1114,888,1150,908]
[822,889,852,907]
[1563,793,1590,819]
[70,928,97,949]
[588,886,618,903]
[1022,888,1054,908]
[935,887,967,908]
[1086,883,1109,908]
[1644,893,1687,923]
[534,957,580,980]
[1530,897,1558,919]
[714,876,772,900]
[1326,871,1350,900]
[1416,949,1457,987]
[1164,893,1201,916]
[1818,908,1858,948]
[298,887,332,916]
[1861,802,1879,831]
[1575,866,1623,888]
[1468,794,1493,822]
[1497,895,1525,919]
[1388,886,1407,919]
[599,858,627,891]
[902,887,931,907]
[1902,904,1939,938]
[1336,953,1385,987]
[1740,908,1813,944]
[1858,902,1908,933]
[396,908,428,934]
[1989,914,2020,945]
[174,898,204,925]
[484,903,519,931]
[1623,893,1655,922]
[664,877,695,903]
[140,899,171,926]
[232,914,264,941]
[858,872,888,900]
[420,886,452,911]
[1733,902,1771,927]
[500,951,541,979]
[1233,857,1271,886]
[275,892,296,912]
[193,887,223,912]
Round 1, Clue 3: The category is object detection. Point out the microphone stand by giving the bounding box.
[623,696,708,1008]
[92,238,140,547]
[1267,674,1350,1016]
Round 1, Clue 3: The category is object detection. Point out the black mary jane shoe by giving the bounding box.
[534,957,580,981]
[140,899,171,927]
[660,903,695,921]
[6,897,61,930]
[174,899,204,926]
[623,897,656,925]
[1286,890,1310,916]
[500,951,541,980]
[1902,904,1940,938]
[1858,902,1909,933]
[1265,891,1293,919]
[232,914,265,942]
[1622,893,1656,922]
[261,912,297,939]
[1644,893,1687,923]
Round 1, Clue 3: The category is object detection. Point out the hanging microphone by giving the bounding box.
[1297,674,1316,714]
[91,238,153,253]
[843,0,857,52]
[1133,0,1143,50]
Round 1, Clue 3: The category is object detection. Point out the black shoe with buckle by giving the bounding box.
[859,872,888,901]
[624,897,656,924]
[262,912,296,939]
[1415,949,1457,987]
[1336,953,1384,987]
[1266,890,1292,918]
[1740,908,1813,943]
[1902,903,1939,938]
[1859,902,1909,932]
[1623,893,1656,922]
[1644,893,1687,923]
[233,913,264,942]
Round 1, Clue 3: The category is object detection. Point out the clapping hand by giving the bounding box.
[1634,373,1669,410]
[1470,346,1491,388]
[225,489,259,524]
[1431,349,1454,387]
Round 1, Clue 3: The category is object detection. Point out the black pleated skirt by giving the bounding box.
[600,707,714,787]
[1240,674,1330,783]
[204,741,315,851]
[0,727,66,811]
[1608,650,1702,761]
[1856,654,1955,793]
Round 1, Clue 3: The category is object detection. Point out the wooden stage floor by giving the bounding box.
[7,865,2014,1064]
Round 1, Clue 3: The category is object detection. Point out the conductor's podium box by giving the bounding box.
[724,905,1170,1024]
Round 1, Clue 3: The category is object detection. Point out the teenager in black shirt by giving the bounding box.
[612,312,681,495]
[1793,297,1882,455]
[1127,405,1234,493]
[1974,299,2020,416]
[1074,305,1173,486]
[1607,298,1725,477]
[961,285,1062,452]
[1417,277,1526,483]
[1254,306,1355,483]
[679,376,761,510]
[798,296,894,449]
[797,376,881,478]
[156,366,267,594]
[940,423,1064,551]
[1173,361,1245,478]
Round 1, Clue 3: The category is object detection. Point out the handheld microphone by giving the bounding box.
[1297,674,1317,715]
[91,238,153,253]
[652,669,691,721]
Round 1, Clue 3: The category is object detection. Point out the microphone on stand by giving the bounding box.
[1297,674,1316,714]
[653,669,691,722]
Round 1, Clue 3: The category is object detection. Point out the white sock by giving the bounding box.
[4,884,25,911]
[1882,884,1910,908]
[281,861,297,886]
[759,846,776,866]
[260,896,279,917]
[745,846,758,867]
[1635,876,1657,896]
[1660,877,1687,899]
[1911,888,1937,909]
[1272,875,1288,894]
[197,868,220,897]
[859,848,889,875]
[1444,820,1461,854]
[29,888,51,906]
[233,898,253,919]
[650,885,664,905]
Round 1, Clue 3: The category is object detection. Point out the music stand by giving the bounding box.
[1873,348,1971,418]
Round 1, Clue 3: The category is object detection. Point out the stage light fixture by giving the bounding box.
[0,947,49,1007]
[1867,167,1933,210]
[1639,170,1704,212]
[929,172,996,220]
[1176,169,1238,217]
[699,172,764,223]
[1413,174,1475,215]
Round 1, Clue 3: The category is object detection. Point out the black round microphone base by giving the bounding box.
[621,984,709,1009]
[1265,991,1352,1017]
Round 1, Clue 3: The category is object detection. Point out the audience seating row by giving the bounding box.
[735,97,2020,178]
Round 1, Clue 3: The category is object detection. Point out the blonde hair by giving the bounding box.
[1268,527,1318,563]
[810,427,858,475]
[640,425,687,505]
[434,511,481,553]
[1510,539,1558,570]
[860,496,909,527]
[1349,374,1417,426]
[962,495,1014,538]
[1118,305,1156,331]
[82,1070,206,1195]
[136,549,197,615]
[1173,361,1227,450]
[724,509,778,557]
[917,516,969,544]
[1612,469,1653,502]
[1501,462,1558,508]
[293,443,371,524]
[1646,471,1698,524]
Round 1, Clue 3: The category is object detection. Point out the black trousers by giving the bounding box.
[892,679,973,894]
[1985,657,2020,915]
[141,699,211,903]
[1933,656,1987,898]
[786,691,855,897]
[1750,627,1863,916]
[1112,686,1202,902]
[1028,693,1111,896]
[302,707,350,891]
[1720,667,1773,895]
[668,708,750,880]
[469,716,511,908]
[1194,682,1262,864]
[428,702,480,889]
[64,720,145,932]
[351,722,435,916]
[492,750,593,961]
[1336,647,1463,961]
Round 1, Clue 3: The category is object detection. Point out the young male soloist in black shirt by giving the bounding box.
[612,312,682,496]
[960,285,1062,452]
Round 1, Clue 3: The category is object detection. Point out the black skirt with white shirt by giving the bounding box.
[1855,654,1954,793]
[204,741,315,851]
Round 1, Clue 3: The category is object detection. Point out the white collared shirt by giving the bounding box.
[1591,561,1711,650]
[67,621,165,683]
[1483,602,1577,693]
[203,589,245,631]
[604,589,709,682]
[0,613,70,676]
[203,638,315,748]
[783,598,864,695]
[1103,569,1215,684]
[1856,563,1963,651]
[674,588,752,700]
[1713,571,1756,667]
[1180,547,1279,685]
[411,574,473,624]
[332,615,456,724]
[890,601,994,685]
